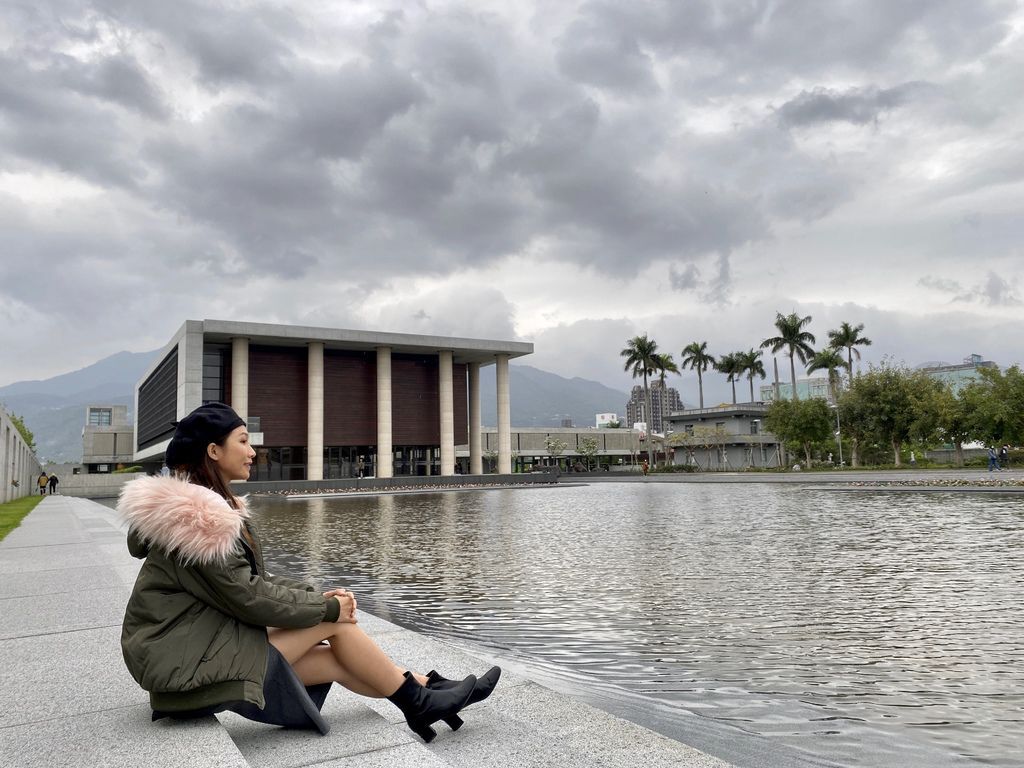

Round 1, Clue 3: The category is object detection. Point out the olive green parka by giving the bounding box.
[119,475,340,713]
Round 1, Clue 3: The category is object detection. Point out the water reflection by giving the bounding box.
[251,484,1023,768]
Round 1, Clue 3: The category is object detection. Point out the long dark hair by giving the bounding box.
[172,437,242,510]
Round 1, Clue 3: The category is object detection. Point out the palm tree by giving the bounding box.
[680,341,716,409]
[736,348,766,402]
[652,352,679,466]
[718,351,744,404]
[806,347,848,403]
[827,321,872,381]
[621,334,659,468]
[760,312,816,401]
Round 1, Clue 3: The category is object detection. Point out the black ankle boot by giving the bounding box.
[425,666,502,730]
[387,671,476,743]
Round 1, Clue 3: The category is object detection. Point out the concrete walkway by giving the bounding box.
[0,496,731,768]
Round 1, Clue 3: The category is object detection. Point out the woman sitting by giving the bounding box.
[119,402,499,741]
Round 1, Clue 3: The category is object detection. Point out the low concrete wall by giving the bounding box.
[235,472,558,494]
[56,472,146,499]
[54,471,560,499]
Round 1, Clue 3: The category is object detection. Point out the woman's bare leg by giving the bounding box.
[268,623,427,695]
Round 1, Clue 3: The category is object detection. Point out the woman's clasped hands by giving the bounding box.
[324,588,358,624]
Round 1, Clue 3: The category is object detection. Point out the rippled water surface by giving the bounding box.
[250,484,1024,767]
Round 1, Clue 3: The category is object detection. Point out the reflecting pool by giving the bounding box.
[250,483,1023,768]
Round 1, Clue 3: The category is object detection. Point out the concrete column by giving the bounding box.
[439,350,455,476]
[496,354,512,474]
[230,338,249,419]
[307,342,324,481]
[468,363,482,475]
[376,347,393,479]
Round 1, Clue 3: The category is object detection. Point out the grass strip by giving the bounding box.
[0,495,43,542]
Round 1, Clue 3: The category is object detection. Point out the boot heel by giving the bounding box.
[415,724,437,743]
[388,671,475,744]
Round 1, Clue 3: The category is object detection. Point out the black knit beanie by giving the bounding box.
[165,402,246,467]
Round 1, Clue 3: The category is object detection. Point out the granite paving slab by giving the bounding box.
[0,587,131,639]
[0,626,144,728]
[218,693,414,768]
[0,704,250,768]
[0,541,112,573]
[0,563,129,599]
[310,742,452,768]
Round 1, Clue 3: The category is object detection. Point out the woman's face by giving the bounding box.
[209,425,256,482]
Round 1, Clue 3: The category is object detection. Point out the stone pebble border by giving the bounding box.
[262,481,580,500]
[806,478,1024,492]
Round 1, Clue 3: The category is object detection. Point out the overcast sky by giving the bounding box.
[2,0,1022,407]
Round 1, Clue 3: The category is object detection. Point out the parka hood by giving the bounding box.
[118,475,248,565]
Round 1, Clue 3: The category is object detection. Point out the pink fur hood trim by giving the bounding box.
[118,475,249,566]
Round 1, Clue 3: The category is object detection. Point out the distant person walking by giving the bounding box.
[37,472,48,495]
[988,446,1000,472]
[48,474,59,494]
[999,445,1009,469]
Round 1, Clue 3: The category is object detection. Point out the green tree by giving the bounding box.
[846,363,941,465]
[7,412,36,451]
[736,348,766,402]
[761,312,816,401]
[967,365,1024,445]
[806,347,848,403]
[578,436,600,471]
[652,352,680,464]
[827,321,872,380]
[544,436,568,470]
[717,351,744,404]
[764,398,833,466]
[621,335,660,467]
[680,341,716,409]
[935,384,981,467]
[654,352,679,381]
[484,448,499,473]
[835,387,869,468]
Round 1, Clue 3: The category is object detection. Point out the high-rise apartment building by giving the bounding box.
[625,381,683,434]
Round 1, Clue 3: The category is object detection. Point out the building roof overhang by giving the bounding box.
[198,319,533,366]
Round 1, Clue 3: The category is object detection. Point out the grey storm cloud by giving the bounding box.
[669,263,700,291]
[56,53,168,119]
[1,0,1022,388]
[775,84,927,127]
[554,0,1016,93]
[919,272,1021,306]
[556,16,659,95]
[0,51,146,188]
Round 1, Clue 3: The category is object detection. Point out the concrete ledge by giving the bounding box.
[235,473,558,494]
[50,472,146,499]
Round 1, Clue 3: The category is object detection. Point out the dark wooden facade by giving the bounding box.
[248,346,309,446]
[229,346,468,448]
[324,350,378,445]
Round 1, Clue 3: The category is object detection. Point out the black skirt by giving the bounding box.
[152,645,333,735]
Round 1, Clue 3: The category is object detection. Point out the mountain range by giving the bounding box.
[0,351,629,463]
